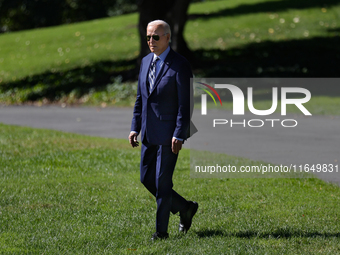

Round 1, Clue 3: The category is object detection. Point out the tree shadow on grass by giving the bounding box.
[1,33,339,103]
[196,228,340,239]
[192,35,340,81]
[191,34,340,101]
[327,28,340,33]
[0,58,137,102]
[189,0,340,20]
[193,36,340,78]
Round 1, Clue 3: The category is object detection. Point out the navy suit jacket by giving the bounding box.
[131,48,193,146]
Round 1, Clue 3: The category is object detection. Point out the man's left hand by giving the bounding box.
[172,138,182,154]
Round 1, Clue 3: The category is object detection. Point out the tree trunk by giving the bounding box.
[137,0,192,63]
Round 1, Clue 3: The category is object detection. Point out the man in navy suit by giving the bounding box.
[129,20,198,240]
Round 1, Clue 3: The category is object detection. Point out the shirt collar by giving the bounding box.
[153,46,170,62]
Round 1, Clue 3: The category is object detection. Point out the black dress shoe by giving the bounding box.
[179,201,198,233]
[151,232,169,241]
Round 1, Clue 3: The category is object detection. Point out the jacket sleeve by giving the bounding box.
[173,58,193,140]
[130,60,143,134]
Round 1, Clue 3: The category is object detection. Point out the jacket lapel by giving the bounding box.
[149,48,175,95]
[142,54,153,97]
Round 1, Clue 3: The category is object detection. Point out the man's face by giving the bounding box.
[146,24,170,56]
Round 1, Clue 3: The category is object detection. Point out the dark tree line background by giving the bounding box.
[0,0,137,33]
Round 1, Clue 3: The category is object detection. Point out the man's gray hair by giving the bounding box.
[147,20,171,37]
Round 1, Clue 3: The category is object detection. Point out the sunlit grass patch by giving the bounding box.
[1,124,340,254]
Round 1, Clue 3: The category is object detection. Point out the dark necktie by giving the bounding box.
[149,57,159,92]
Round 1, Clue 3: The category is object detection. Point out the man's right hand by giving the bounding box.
[129,132,139,148]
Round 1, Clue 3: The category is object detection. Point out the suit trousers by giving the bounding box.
[140,139,188,233]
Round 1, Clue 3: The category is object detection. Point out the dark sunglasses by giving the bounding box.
[146,33,168,41]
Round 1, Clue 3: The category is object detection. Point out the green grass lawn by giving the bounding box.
[1,123,340,254]
[0,0,338,82]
